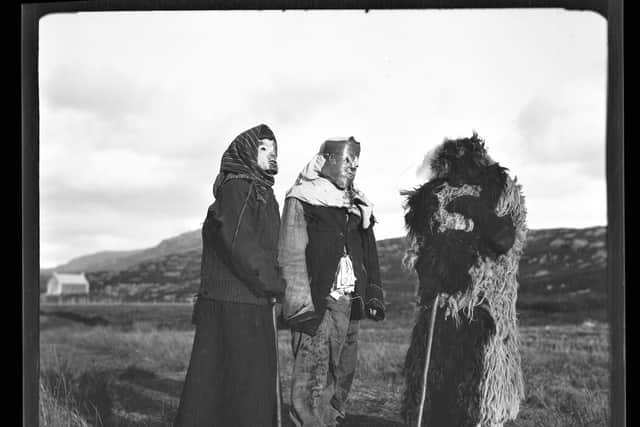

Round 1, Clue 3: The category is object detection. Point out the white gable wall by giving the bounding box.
[46,276,60,295]
[45,273,90,296]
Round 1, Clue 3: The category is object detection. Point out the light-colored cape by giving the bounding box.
[279,154,375,321]
[285,154,374,229]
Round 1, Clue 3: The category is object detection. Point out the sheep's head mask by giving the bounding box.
[421,132,494,185]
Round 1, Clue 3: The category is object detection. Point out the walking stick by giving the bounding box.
[271,299,282,427]
[416,294,439,427]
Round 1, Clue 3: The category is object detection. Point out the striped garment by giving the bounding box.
[212,124,277,202]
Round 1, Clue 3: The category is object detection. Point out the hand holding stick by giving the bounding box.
[271,298,282,427]
[416,294,439,427]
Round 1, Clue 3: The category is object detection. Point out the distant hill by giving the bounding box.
[49,229,201,274]
[41,226,607,307]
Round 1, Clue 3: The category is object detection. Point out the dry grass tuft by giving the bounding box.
[39,378,90,427]
[40,307,610,427]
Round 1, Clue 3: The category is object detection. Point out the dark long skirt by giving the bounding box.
[174,298,277,427]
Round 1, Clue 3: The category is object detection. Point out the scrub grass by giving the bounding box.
[39,304,609,426]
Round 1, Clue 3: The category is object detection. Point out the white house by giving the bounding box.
[46,272,90,296]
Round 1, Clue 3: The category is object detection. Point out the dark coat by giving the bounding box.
[294,202,384,335]
[198,178,285,305]
[175,178,284,427]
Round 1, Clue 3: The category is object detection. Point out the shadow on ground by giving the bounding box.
[279,404,403,427]
[340,413,404,427]
[112,366,403,427]
[40,309,112,327]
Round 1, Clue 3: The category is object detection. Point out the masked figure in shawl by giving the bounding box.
[401,133,526,427]
[278,137,386,427]
[174,124,285,427]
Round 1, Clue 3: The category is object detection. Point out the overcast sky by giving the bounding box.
[38,9,607,268]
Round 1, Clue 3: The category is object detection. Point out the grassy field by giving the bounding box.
[39,300,610,427]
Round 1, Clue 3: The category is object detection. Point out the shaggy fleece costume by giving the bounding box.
[401,133,526,427]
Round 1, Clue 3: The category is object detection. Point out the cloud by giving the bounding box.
[43,63,156,123]
[37,11,607,267]
[514,77,606,181]
[41,183,201,220]
[39,180,209,267]
[40,145,188,191]
[516,96,565,142]
[249,75,361,125]
[524,179,607,229]
[39,216,203,268]
[414,145,443,183]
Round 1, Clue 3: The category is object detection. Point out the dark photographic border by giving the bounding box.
[21,1,624,426]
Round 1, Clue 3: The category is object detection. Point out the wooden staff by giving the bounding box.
[272,299,282,427]
[416,294,440,427]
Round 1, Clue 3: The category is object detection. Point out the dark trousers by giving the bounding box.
[174,299,277,427]
[289,296,359,427]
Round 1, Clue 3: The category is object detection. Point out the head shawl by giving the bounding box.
[286,154,374,229]
[212,124,277,203]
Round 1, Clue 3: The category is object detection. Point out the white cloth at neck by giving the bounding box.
[285,154,375,229]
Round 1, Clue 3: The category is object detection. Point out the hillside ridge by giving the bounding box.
[41,226,607,306]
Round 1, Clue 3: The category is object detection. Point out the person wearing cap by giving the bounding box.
[174,124,285,427]
[278,137,386,427]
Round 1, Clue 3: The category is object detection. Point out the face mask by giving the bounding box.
[257,138,278,175]
[319,137,361,190]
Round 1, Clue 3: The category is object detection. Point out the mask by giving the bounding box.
[257,138,278,175]
[319,137,361,190]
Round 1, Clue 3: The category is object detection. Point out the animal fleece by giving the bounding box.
[401,133,526,427]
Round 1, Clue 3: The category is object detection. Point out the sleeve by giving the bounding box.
[362,224,385,305]
[278,198,318,325]
[208,179,285,297]
[486,215,516,255]
[446,195,515,255]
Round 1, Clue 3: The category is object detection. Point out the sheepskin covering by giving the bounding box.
[401,134,526,427]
